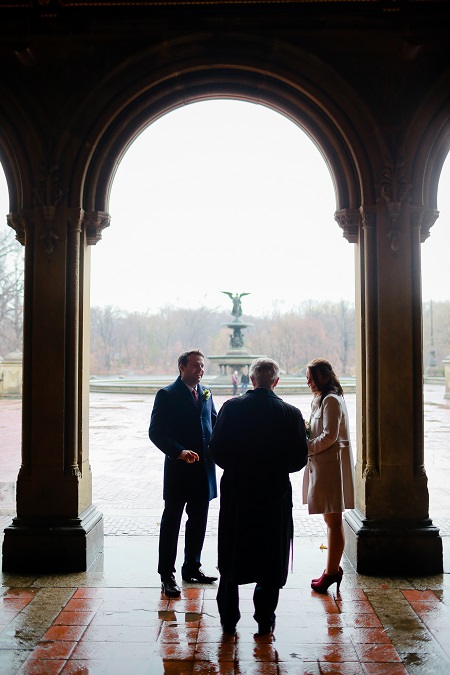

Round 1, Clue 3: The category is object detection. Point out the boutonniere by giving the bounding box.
[305,420,311,439]
[202,388,211,401]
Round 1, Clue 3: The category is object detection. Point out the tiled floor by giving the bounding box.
[1,387,450,673]
[0,536,449,674]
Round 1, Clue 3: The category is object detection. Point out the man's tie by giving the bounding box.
[192,388,198,403]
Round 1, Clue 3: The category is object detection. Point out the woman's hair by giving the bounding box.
[307,358,343,404]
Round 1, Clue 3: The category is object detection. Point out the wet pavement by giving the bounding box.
[0,385,449,673]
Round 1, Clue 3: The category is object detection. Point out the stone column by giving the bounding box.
[2,166,107,572]
[341,163,443,575]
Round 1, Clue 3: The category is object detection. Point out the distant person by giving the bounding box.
[208,358,308,636]
[240,368,250,394]
[149,349,218,598]
[232,370,239,396]
[303,358,355,594]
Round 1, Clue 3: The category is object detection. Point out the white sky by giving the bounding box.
[0,99,449,316]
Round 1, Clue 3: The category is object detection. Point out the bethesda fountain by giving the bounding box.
[206,292,265,392]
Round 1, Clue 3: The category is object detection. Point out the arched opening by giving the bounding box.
[422,152,450,537]
[86,98,357,534]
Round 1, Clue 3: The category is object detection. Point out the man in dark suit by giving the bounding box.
[208,357,308,635]
[149,349,218,597]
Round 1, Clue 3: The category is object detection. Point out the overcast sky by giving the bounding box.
[1,99,449,316]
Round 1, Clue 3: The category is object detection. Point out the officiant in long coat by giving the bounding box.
[208,357,308,635]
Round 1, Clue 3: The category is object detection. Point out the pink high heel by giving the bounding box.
[312,565,342,584]
[311,568,343,594]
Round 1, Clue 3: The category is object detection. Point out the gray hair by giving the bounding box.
[249,358,280,388]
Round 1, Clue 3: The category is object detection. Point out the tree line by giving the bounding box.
[89,301,356,377]
[89,300,450,377]
[1,223,449,376]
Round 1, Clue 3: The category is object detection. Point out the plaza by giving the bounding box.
[0,387,449,673]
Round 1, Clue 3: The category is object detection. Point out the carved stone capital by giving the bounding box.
[6,211,31,246]
[84,211,111,245]
[334,208,360,243]
[410,205,439,243]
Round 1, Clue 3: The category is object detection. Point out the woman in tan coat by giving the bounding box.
[302,358,355,593]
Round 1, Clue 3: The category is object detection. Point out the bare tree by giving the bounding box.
[0,224,24,356]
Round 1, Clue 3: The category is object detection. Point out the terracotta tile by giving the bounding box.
[316,643,359,662]
[71,641,158,660]
[273,643,318,661]
[72,588,106,599]
[236,641,278,662]
[197,625,237,643]
[353,643,401,663]
[53,611,96,626]
[347,627,391,644]
[193,662,235,674]
[319,663,365,674]
[362,664,408,674]
[235,662,278,674]
[194,642,235,662]
[31,641,76,660]
[61,660,112,673]
[41,625,88,642]
[18,658,67,674]
[3,588,38,599]
[343,614,383,629]
[0,597,33,611]
[408,600,443,614]
[162,661,194,674]
[402,590,438,603]
[63,598,104,613]
[80,623,160,642]
[158,643,196,660]
[337,601,377,614]
[89,609,161,627]
[278,663,321,675]
[160,623,199,643]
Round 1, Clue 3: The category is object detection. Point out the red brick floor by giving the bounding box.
[10,586,410,675]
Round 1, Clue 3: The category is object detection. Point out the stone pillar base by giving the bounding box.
[2,506,104,573]
[344,509,443,575]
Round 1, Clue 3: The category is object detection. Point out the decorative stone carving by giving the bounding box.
[6,212,27,245]
[334,208,360,243]
[376,159,411,254]
[410,205,440,243]
[33,163,64,255]
[84,211,111,245]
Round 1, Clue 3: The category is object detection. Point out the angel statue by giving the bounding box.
[221,291,250,320]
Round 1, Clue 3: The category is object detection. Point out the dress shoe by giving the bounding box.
[181,568,218,583]
[311,568,343,594]
[161,576,181,598]
[312,565,343,583]
[221,623,237,635]
[257,621,275,636]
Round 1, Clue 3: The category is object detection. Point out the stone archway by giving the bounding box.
[1,28,446,572]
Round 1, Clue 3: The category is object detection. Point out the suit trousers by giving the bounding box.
[217,576,279,629]
[158,498,210,578]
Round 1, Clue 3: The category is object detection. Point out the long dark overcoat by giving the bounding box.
[208,388,307,586]
[149,376,217,502]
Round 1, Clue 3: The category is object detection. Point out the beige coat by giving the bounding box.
[302,393,355,515]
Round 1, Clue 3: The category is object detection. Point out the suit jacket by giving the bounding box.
[302,393,355,514]
[149,376,217,502]
[208,388,308,586]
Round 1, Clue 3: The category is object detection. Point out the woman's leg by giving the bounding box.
[323,512,344,575]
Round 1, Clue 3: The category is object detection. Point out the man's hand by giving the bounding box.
[178,450,199,464]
